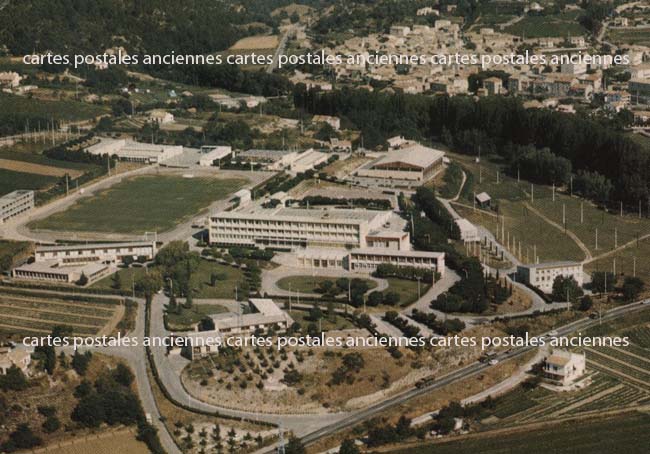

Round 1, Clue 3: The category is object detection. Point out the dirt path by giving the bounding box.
[99,303,125,336]
[523,202,592,261]
[584,232,650,264]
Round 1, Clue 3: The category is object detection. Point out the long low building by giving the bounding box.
[0,190,34,224]
[12,241,157,286]
[353,143,445,187]
[294,248,445,276]
[517,261,584,293]
[86,138,184,163]
[349,248,445,276]
[34,241,157,266]
[178,299,293,360]
[12,261,111,285]
[210,206,401,249]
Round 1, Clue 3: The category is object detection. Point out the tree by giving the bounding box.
[42,416,61,433]
[0,365,28,391]
[285,437,306,454]
[184,291,194,309]
[112,272,122,290]
[622,277,644,302]
[113,362,135,387]
[339,439,360,454]
[551,276,583,302]
[135,270,163,299]
[578,295,593,311]
[1,424,42,452]
[71,351,92,376]
[591,271,615,293]
[77,272,89,286]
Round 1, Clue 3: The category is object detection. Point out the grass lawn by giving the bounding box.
[191,260,247,299]
[165,304,229,330]
[0,168,59,196]
[384,278,430,306]
[288,308,356,331]
[29,175,247,234]
[90,266,148,293]
[449,153,588,262]
[394,412,650,454]
[276,275,377,294]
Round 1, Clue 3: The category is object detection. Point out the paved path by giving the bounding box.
[261,262,388,298]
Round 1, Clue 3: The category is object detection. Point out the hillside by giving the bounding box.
[0,0,308,56]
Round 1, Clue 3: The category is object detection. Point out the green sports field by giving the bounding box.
[29,174,247,234]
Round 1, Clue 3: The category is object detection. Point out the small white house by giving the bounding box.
[543,350,586,386]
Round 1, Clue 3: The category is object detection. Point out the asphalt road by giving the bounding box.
[263,298,650,451]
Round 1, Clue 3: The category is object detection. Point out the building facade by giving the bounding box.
[517,261,583,293]
[210,207,395,249]
[543,350,586,386]
[0,190,34,224]
[34,241,157,266]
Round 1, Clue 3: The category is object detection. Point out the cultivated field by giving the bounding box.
[29,174,248,234]
[40,429,149,454]
[0,291,121,337]
[607,28,650,46]
[0,158,84,178]
[0,92,108,122]
[230,35,280,50]
[393,412,650,454]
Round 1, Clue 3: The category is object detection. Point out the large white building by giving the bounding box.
[210,206,398,249]
[86,138,184,164]
[199,146,232,167]
[179,298,294,360]
[0,190,34,224]
[34,241,157,266]
[211,204,446,276]
[349,248,444,275]
[353,144,445,187]
[517,261,584,293]
[12,241,157,286]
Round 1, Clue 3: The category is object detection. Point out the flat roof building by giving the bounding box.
[210,206,397,250]
[349,248,444,276]
[34,241,157,266]
[354,144,445,187]
[543,350,586,387]
[0,346,31,375]
[86,138,184,164]
[12,261,111,286]
[0,190,34,224]
[199,146,232,167]
[517,261,583,294]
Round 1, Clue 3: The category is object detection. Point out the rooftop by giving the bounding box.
[36,241,155,253]
[370,144,445,170]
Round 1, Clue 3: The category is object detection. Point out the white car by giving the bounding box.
[488,359,499,365]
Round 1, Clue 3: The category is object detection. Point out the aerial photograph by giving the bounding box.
[0,0,650,453]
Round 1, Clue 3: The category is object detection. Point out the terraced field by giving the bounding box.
[0,293,119,336]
